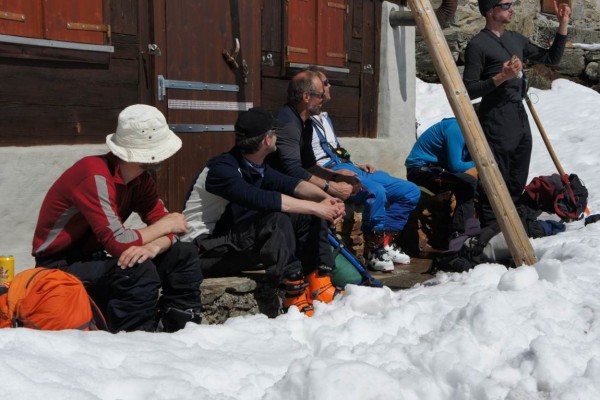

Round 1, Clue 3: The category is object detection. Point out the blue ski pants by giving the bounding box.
[332,163,420,233]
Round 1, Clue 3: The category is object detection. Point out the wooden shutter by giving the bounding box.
[317,0,347,67]
[286,0,317,64]
[542,0,570,14]
[0,0,43,38]
[44,0,105,44]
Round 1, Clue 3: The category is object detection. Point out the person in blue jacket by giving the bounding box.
[405,118,479,236]
[181,107,345,316]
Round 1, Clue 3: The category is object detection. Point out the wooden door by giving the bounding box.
[151,0,261,211]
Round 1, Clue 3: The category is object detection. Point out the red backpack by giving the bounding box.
[524,173,588,221]
[0,267,106,331]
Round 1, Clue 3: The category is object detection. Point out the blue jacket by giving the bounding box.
[182,147,301,239]
[405,118,475,173]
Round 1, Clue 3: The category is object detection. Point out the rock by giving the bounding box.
[585,62,599,82]
[555,49,586,77]
[414,2,600,88]
[200,275,281,325]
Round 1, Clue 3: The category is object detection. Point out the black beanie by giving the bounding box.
[478,0,499,15]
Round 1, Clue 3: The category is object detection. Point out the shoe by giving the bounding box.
[281,275,314,316]
[384,244,410,264]
[157,307,202,333]
[367,247,395,272]
[306,269,343,304]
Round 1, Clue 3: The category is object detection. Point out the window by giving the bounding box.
[0,0,108,45]
[286,0,347,68]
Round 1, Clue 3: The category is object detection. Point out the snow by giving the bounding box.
[1,78,600,399]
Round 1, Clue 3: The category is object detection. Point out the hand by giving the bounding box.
[329,180,353,200]
[315,198,346,226]
[554,0,571,24]
[117,243,161,269]
[156,213,189,235]
[504,56,523,79]
[334,173,362,196]
[357,164,376,173]
[334,168,357,178]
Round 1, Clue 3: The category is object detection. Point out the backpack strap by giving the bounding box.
[89,297,108,331]
[311,116,343,167]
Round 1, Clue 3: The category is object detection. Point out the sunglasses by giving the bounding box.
[494,2,513,10]
[309,91,325,99]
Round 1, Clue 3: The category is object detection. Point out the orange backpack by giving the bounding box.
[0,267,106,331]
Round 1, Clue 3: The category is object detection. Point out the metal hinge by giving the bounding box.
[0,11,25,22]
[169,124,235,133]
[66,22,111,42]
[158,75,239,101]
[327,1,349,13]
[287,46,308,55]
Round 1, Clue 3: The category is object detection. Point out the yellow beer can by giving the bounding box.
[0,255,15,284]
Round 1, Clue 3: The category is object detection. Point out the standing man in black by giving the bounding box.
[463,0,571,227]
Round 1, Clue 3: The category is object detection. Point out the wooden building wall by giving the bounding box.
[0,0,150,146]
[260,0,386,139]
[151,0,261,211]
[0,1,395,211]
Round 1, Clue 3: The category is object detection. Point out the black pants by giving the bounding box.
[407,166,479,233]
[195,212,333,285]
[478,100,532,226]
[37,242,203,333]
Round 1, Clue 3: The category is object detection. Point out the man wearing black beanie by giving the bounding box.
[463,0,571,229]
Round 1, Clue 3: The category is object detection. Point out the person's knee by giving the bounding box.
[362,182,386,203]
[406,182,421,206]
[168,241,199,263]
[123,261,161,296]
[265,211,294,231]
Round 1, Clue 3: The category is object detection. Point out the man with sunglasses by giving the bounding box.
[268,71,362,280]
[269,70,361,201]
[463,0,571,229]
[306,66,421,272]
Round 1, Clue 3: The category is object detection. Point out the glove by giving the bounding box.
[585,214,600,226]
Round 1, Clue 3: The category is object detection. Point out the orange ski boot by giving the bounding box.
[281,274,314,316]
[306,269,344,304]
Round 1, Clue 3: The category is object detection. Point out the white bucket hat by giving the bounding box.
[106,104,182,163]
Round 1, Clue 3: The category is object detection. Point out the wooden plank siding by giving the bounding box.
[0,1,44,38]
[152,0,261,211]
[260,0,381,139]
[0,0,150,146]
[0,1,392,213]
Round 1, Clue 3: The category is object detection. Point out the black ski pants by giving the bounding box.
[36,242,203,333]
[478,100,532,226]
[195,212,334,285]
[407,166,479,233]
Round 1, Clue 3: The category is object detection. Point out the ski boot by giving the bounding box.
[306,268,343,303]
[281,272,314,316]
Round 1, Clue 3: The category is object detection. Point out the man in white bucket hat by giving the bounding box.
[33,104,203,333]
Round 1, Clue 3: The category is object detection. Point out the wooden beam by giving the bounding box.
[406,0,537,266]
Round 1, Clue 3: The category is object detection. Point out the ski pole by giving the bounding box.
[327,231,383,288]
[524,94,566,176]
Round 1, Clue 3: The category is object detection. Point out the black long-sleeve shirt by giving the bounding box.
[268,104,316,181]
[463,29,567,103]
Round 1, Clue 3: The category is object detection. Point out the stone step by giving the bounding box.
[199,259,435,324]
